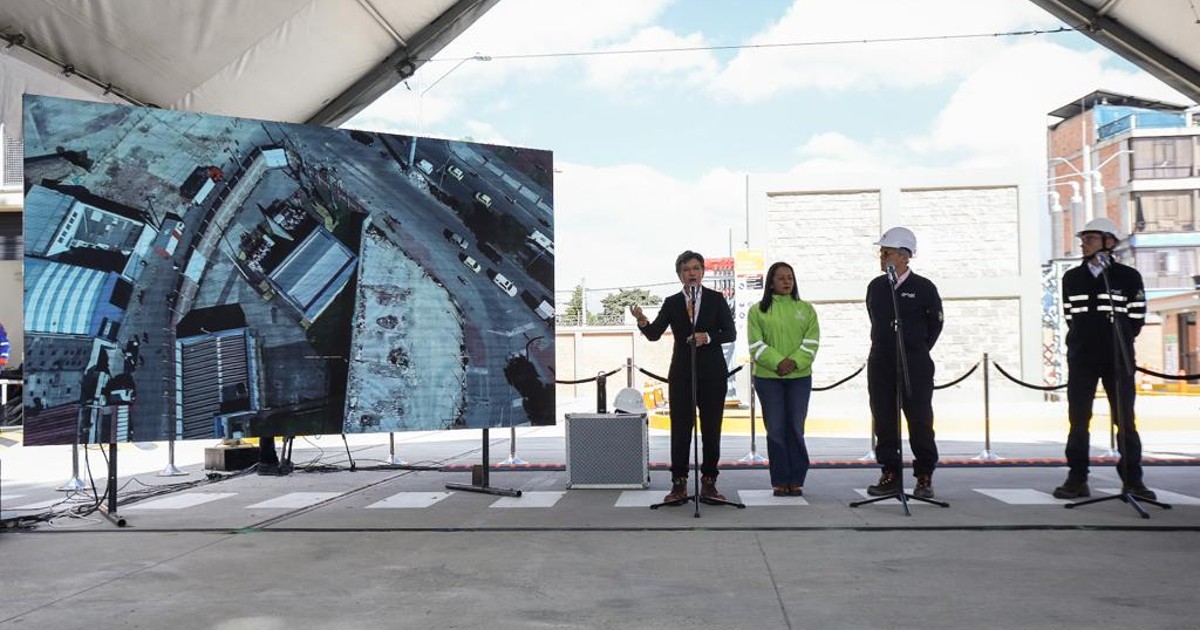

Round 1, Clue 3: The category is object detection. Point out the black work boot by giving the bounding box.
[867,470,900,496]
[1053,476,1090,499]
[1123,482,1157,501]
[662,477,689,504]
[913,474,934,499]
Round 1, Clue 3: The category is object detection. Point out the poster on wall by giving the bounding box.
[21,95,555,445]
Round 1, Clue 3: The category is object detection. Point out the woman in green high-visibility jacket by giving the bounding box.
[747,262,820,497]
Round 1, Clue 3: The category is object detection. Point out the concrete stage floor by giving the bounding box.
[2,399,1198,629]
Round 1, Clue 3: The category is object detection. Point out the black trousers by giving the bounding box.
[868,352,938,477]
[1065,357,1142,483]
[668,373,727,478]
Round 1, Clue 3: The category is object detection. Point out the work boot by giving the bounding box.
[787,484,804,497]
[700,475,726,501]
[867,470,900,496]
[1123,482,1157,501]
[913,475,934,499]
[662,477,688,504]
[1052,476,1090,499]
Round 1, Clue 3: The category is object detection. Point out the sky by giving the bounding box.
[347,0,1193,304]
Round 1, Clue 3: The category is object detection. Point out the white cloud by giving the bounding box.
[709,0,1058,102]
[914,41,1193,169]
[553,161,743,293]
[583,27,721,92]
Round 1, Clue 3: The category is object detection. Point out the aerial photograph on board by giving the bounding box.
[21,95,555,445]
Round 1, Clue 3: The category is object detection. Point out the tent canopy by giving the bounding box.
[2,0,1198,138]
[0,0,499,137]
[1028,0,1200,103]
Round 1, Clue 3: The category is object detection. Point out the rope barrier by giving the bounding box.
[992,362,1067,391]
[554,367,622,385]
[933,362,979,390]
[1136,366,1200,381]
[813,364,865,392]
[637,367,668,384]
[636,365,743,384]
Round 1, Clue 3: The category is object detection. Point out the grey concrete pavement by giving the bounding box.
[2,400,1199,629]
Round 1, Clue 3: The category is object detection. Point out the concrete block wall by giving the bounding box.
[900,187,1020,278]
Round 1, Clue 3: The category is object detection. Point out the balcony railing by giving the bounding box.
[1098,112,1187,140]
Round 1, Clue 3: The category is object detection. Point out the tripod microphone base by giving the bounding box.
[1065,492,1171,519]
[850,490,949,517]
[650,494,746,510]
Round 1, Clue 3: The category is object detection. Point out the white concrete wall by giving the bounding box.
[748,169,1045,401]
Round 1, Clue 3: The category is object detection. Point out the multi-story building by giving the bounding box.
[1047,90,1200,293]
[1047,90,1200,377]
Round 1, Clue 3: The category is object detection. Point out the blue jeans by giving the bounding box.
[753,375,813,487]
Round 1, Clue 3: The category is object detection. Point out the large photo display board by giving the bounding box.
[22,95,555,445]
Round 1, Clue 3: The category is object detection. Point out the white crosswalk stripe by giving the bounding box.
[737,489,809,506]
[366,491,452,509]
[124,493,237,510]
[246,492,342,509]
[974,489,1065,505]
[490,491,565,508]
[614,490,662,507]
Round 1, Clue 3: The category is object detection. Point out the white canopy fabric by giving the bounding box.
[1028,0,1200,103]
[0,0,500,138]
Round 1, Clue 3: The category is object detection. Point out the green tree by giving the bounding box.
[596,288,662,325]
[562,284,585,326]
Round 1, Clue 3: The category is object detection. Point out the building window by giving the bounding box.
[1135,192,1194,232]
[1131,137,1194,179]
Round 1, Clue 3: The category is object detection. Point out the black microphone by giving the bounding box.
[885,262,898,284]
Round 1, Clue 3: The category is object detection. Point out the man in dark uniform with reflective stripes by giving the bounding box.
[1054,217,1154,500]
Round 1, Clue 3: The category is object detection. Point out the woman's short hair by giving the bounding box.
[675,250,704,273]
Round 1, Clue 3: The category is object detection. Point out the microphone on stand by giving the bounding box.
[1093,251,1111,269]
[885,262,898,285]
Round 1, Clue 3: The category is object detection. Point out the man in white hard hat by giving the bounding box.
[1054,217,1155,500]
[864,227,944,499]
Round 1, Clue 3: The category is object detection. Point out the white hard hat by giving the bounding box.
[1076,217,1123,241]
[874,227,917,256]
[613,387,646,414]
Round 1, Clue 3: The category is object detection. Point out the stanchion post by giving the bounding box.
[1103,418,1119,458]
[858,397,876,461]
[58,406,87,492]
[738,385,767,464]
[626,357,634,388]
[158,430,188,477]
[388,432,408,466]
[596,371,608,414]
[973,352,1001,461]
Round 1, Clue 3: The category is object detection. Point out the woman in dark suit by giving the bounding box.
[631,251,736,504]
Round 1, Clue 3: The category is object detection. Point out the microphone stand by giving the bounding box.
[851,267,949,515]
[1065,252,1170,518]
[651,285,744,515]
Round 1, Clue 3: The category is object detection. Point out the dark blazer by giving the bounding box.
[639,286,736,381]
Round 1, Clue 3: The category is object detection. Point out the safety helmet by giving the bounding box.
[874,227,917,256]
[1076,217,1123,241]
[613,387,647,414]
